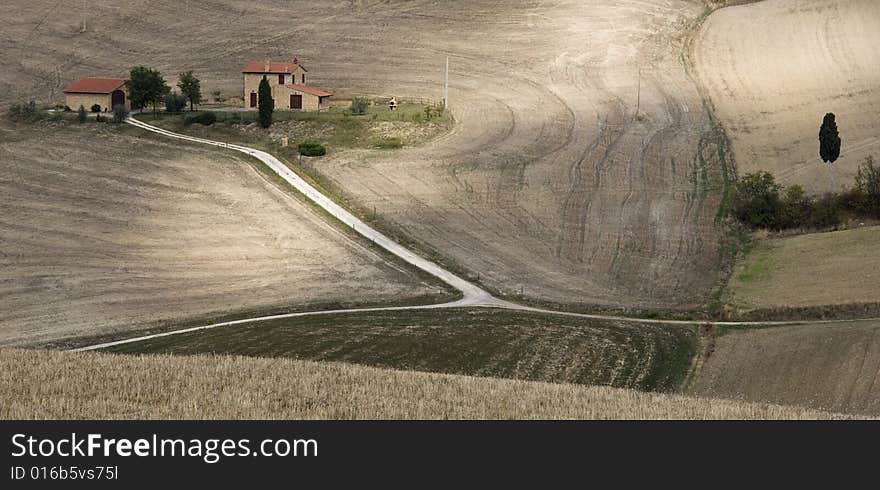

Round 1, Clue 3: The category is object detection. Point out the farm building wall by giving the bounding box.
[243,70,327,111]
[65,93,112,112]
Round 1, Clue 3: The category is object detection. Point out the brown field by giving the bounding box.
[693,321,880,416]
[726,226,880,316]
[1,0,731,312]
[695,0,880,192]
[0,122,446,347]
[0,348,852,420]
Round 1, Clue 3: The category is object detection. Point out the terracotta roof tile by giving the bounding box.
[286,84,332,97]
[63,77,127,94]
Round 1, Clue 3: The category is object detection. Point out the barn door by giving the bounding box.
[250,92,257,108]
[111,90,125,108]
[290,94,302,110]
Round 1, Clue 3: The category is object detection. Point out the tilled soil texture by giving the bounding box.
[693,321,880,416]
[103,308,699,393]
[0,123,447,347]
[695,0,880,192]
[2,0,730,312]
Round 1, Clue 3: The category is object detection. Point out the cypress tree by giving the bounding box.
[258,76,274,128]
[819,112,841,191]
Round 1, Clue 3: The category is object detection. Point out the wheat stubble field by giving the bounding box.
[0,349,853,420]
[0,122,447,347]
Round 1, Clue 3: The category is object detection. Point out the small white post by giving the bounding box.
[444,56,449,109]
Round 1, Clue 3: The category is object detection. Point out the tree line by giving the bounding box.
[732,156,880,230]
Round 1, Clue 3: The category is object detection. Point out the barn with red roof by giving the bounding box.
[243,58,332,111]
[63,77,130,113]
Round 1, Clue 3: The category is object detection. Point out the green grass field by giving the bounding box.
[104,308,697,393]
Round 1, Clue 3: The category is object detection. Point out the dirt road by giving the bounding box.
[2,0,729,312]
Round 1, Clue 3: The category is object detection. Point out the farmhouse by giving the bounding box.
[63,77,129,112]
[243,58,332,111]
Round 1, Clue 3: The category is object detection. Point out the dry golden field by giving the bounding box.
[693,321,880,416]
[726,226,880,317]
[1,0,730,312]
[0,349,853,420]
[0,122,446,347]
[695,0,880,192]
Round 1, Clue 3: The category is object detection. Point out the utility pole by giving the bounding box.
[81,0,87,32]
[444,56,449,109]
[636,65,642,119]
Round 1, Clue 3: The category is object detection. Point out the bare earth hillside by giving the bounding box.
[1,0,729,311]
[0,349,851,419]
[695,0,880,192]
[0,124,444,347]
[694,321,880,416]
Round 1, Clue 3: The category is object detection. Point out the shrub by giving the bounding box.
[808,194,842,228]
[732,171,782,229]
[423,105,433,120]
[298,141,326,157]
[91,104,102,113]
[77,105,87,123]
[183,112,216,126]
[855,155,880,217]
[351,97,369,115]
[112,104,129,123]
[165,92,187,113]
[780,184,812,229]
[8,101,38,120]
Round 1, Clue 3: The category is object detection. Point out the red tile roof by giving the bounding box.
[286,84,332,97]
[242,60,307,74]
[63,77,127,94]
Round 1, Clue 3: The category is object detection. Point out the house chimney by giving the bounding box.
[264,60,270,72]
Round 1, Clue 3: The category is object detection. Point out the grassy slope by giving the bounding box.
[0,349,851,420]
[693,320,880,416]
[725,226,880,319]
[104,309,697,393]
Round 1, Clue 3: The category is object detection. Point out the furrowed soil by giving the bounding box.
[693,321,880,416]
[695,0,880,192]
[0,122,447,347]
[725,226,880,319]
[1,0,731,312]
[0,348,853,420]
[103,308,699,393]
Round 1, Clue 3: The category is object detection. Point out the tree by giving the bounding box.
[126,66,170,114]
[732,171,783,229]
[819,112,842,192]
[856,155,880,216]
[77,105,87,123]
[177,71,202,111]
[258,76,274,128]
[112,104,130,124]
[165,92,187,113]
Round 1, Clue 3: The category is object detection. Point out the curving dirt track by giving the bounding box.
[1,0,729,312]
[694,0,880,192]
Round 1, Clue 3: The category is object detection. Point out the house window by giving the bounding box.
[302,74,306,84]
[278,74,285,85]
